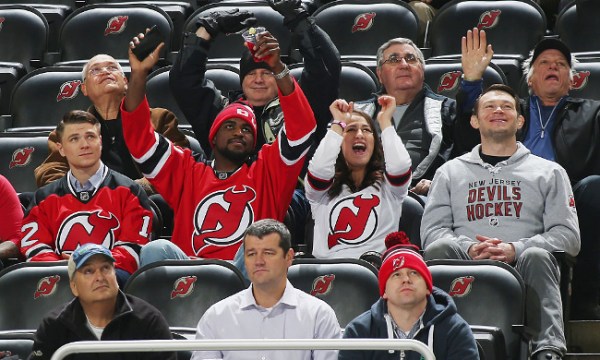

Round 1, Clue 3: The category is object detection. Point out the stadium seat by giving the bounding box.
[0,132,50,194]
[398,191,425,248]
[146,64,240,128]
[287,258,379,327]
[0,62,27,117]
[0,5,49,72]
[183,2,287,64]
[0,261,72,332]
[123,259,246,336]
[426,259,527,360]
[424,58,507,99]
[290,61,378,102]
[0,332,35,360]
[428,0,547,89]
[0,66,91,132]
[312,0,419,67]
[47,3,173,66]
[554,1,600,57]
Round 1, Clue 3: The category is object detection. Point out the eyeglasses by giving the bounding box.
[87,65,121,77]
[381,53,420,66]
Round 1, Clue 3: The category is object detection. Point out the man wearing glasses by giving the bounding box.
[35,54,190,194]
[355,38,468,196]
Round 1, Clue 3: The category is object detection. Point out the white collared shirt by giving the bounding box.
[192,280,342,360]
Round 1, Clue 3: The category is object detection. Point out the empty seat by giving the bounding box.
[0,62,27,117]
[123,259,246,335]
[0,132,50,193]
[287,258,379,327]
[290,61,378,102]
[184,2,287,63]
[48,3,173,66]
[146,64,240,127]
[0,332,35,360]
[0,5,49,72]
[427,259,526,360]
[424,58,507,99]
[313,0,419,66]
[554,1,600,57]
[2,66,91,132]
[0,261,72,332]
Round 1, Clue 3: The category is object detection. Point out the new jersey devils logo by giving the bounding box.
[448,276,475,297]
[192,186,256,255]
[438,71,462,93]
[352,12,376,33]
[104,15,128,35]
[57,210,120,252]
[170,276,197,299]
[571,70,590,90]
[327,194,380,249]
[477,10,501,30]
[34,275,60,299]
[311,274,335,296]
[56,80,82,102]
[392,257,405,271]
[9,147,34,168]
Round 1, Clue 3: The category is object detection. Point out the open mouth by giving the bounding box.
[352,143,367,154]
[545,74,559,81]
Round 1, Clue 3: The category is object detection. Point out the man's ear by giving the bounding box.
[517,114,525,129]
[285,248,294,267]
[470,114,480,130]
[81,82,88,97]
[69,279,78,297]
[376,67,383,85]
[56,142,65,157]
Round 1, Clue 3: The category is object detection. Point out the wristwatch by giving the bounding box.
[328,120,347,130]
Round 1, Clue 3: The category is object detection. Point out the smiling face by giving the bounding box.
[70,255,119,305]
[242,68,278,107]
[81,55,127,102]
[471,89,524,143]
[383,268,430,311]
[528,49,572,100]
[341,113,375,172]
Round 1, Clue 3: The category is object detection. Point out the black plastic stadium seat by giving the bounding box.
[0,62,27,117]
[287,258,379,327]
[554,1,600,58]
[0,132,50,194]
[123,259,246,337]
[0,332,35,360]
[0,5,48,72]
[0,261,72,332]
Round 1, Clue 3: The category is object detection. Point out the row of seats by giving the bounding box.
[0,258,529,360]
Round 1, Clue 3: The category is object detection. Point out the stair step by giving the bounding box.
[567,320,600,353]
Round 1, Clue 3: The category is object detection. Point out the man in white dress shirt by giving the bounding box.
[191,218,342,360]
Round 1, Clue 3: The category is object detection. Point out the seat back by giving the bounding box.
[313,0,418,63]
[184,3,287,63]
[429,0,546,59]
[0,132,50,193]
[287,258,379,327]
[398,192,425,248]
[123,259,246,333]
[6,66,91,131]
[146,64,240,127]
[290,61,378,101]
[0,62,27,116]
[426,259,525,360]
[0,5,49,72]
[554,1,600,55]
[0,262,72,332]
[56,3,173,64]
[0,333,35,360]
[424,59,507,99]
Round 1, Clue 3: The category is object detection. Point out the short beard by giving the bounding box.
[219,146,253,164]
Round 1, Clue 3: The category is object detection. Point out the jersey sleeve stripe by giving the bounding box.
[385,169,412,187]
[306,171,333,191]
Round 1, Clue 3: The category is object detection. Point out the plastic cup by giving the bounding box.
[241,26,266,62]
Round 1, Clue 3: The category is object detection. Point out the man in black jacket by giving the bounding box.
[458,28,600,320]
[29,244,175,360]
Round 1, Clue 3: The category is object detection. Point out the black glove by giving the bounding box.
[268,0,310,29]
[196,9,257,38]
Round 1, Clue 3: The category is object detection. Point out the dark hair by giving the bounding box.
[243,219,291,254]
[56,110,100,142]
[328,110,384,198]
[472,84,521,116]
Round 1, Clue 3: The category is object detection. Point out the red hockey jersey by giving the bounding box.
[20,166,153,274]
[121,80,316,260]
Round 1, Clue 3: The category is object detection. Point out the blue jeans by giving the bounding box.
[140,239,189,267]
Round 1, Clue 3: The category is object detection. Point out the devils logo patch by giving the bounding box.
[449,276,475,297]
[477,10,501,30]
[352,12,376,33]
[171,276,197,299]
[327,194,380,249]
[56,210,120,253]
[57,80,82,102]
[9,147,34,168]
[34,275,60,299]
[104,15,128,35]
[311,274,335,296]
[437,71,462,93]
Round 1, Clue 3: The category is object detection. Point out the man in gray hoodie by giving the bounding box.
[421,84,580,360]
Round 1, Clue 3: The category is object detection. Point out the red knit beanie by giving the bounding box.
[378,231,433,296]
[208,102,257,149]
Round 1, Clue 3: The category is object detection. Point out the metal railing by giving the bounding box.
[50,338,436,360]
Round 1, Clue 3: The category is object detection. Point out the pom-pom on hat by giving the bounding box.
[378,231,432,296]
[208,101,257,148]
